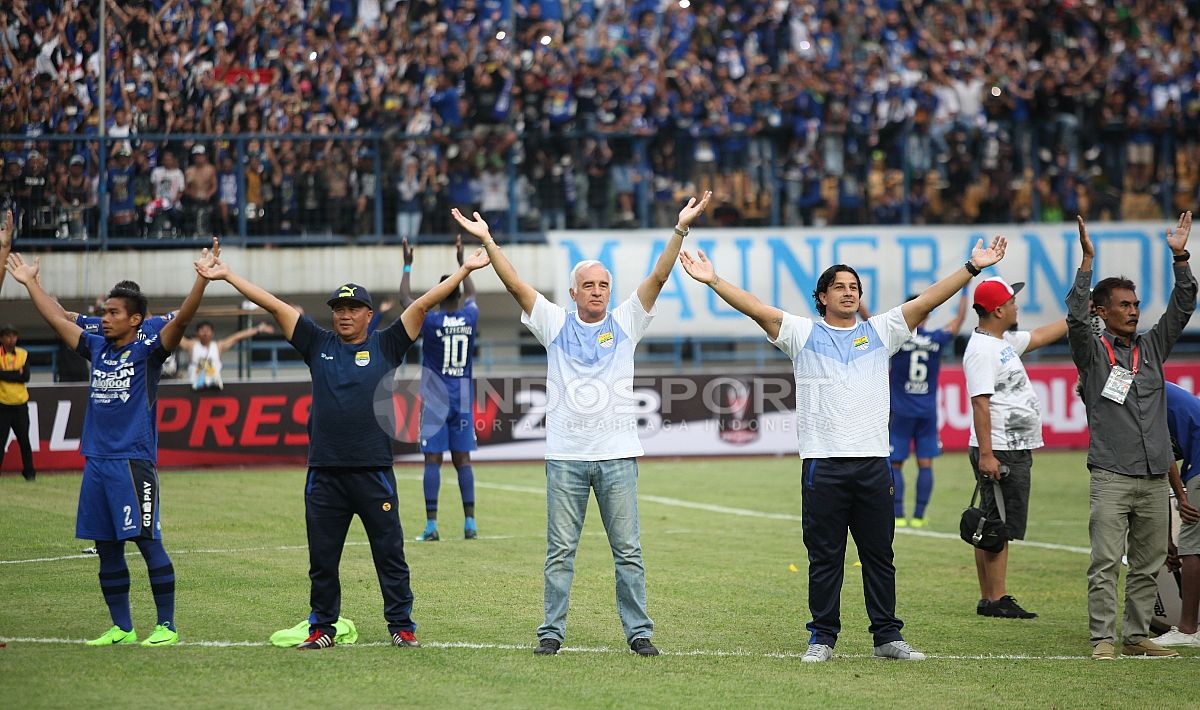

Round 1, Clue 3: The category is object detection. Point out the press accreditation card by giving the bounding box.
[1101,365,1134,404]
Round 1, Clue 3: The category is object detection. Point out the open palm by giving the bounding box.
[677,191,714,229]
[1167,210,1192,253]
[5,252,39,285]
[196,257,230,281]
[1076,215,1094,259]
[450,209,492,242]
[970,235,1008,269]
[463,247,490,271]
[679,250,717,284]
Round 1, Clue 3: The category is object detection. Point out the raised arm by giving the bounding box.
[0,209,11,291]
[5,253,83,348]
[451,209,538,315]
[1148,211,1197,359]
[196,250,301,340]
[944,289,970,334]
[217,322,274,353]
[1025,319,1068,353]
[902,235,1007,331]
[159,241,218,351]
[679,249,785,340]
[400,248,491,340]
[637,191,712,312]
[398,238,416,308]
[456,234,476,301]
[1066,215,1096,368]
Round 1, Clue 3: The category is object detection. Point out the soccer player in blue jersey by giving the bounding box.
[680,235,1009,662]
[196,245,491,650]
[5,243,215,647]
[887,290,968,528]
[399,235,480,542]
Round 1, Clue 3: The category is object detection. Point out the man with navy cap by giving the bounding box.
[197,245,491,650]
[962,276,1067,620]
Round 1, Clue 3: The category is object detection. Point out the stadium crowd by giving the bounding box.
[1,0,1198,240]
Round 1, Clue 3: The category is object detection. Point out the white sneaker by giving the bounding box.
[1150,627,1200,647]
[801,643,833,663]
[874,640,926,660]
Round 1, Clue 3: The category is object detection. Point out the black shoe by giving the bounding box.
[22,471,35,481]
[534,637,561,655]
[464,528,478,540]
[630,637,659,656]
[989,595,1037,619]
[976,599,991,616]
[296,629,336,650]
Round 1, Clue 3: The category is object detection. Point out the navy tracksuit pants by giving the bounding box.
[802,456,904,648]
[305,467,415,635]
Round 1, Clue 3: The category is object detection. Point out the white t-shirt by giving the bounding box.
[190,340,224,390]
[521,292,655,461]
[152,166,185,202]
[962,330,1043,451]
[770,306,913,458]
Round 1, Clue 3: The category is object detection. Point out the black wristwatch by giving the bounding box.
[964,260,982,277]
[1174,250,1191,263]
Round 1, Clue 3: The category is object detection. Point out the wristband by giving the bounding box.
[403,265,412,273]
[1174,250,1190,263]
[674,225,689,238]
[964,260,981,277]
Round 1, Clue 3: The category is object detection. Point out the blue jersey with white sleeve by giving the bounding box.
[419,298,478,410]
[289,315,415,468]
[889,327,954,419]
[75,331,171,460]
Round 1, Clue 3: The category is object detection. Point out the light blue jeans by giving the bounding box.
[538,458,653,644]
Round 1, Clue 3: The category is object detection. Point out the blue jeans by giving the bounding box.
[538,458,653,644]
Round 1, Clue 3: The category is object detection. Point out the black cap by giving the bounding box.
[0,323,16,335]
[326,283,373,309]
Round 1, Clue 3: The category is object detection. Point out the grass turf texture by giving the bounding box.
[0,452,1193,708]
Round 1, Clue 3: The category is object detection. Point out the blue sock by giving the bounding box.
[135,538,175,630]
[96,541,133,632]
[456,464,475,513]
[891,465,906,518]
[423,462,441,514]
[464,516,477,532]
[914,466,934,519]
[422,519,438,534]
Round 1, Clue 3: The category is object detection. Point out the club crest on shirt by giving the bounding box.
[853,335,869,351]
[598,331,614,349]
[355,351,371,367]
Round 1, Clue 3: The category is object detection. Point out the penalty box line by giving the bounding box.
[0,635,1193,661]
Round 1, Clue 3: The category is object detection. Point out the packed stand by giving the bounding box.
[0,0,1197,242]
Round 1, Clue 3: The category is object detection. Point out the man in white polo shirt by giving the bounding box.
[679,235,1010,662]
[451,193,711,656]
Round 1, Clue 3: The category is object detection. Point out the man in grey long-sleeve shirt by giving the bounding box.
[1067,212,1197,660]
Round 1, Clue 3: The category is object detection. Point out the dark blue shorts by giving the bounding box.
[76,458,161,541]
[420,403,477,454]
[889,413,941,462]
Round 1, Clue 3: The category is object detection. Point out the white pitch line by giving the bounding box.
[0,635,1194,661]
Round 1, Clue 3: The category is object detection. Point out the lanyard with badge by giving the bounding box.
[1099,335,1138,404]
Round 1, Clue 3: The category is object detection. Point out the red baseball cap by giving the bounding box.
[973,277,1025,313]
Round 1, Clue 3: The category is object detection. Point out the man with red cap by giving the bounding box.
[962,276,1067,620]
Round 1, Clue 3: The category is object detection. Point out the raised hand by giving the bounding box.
[379,298,396,313]
[256,322,276,334]
[455,233,464,265]
[1076,215,1094,261]
[195,236,220,271]
[450,209,492,242]
[463,247,490,271]
[1166,210,1192,254]
[679,249,717,284]
[677,190,713,230]
[0,209,13,250]
[5,252,39,285]
[970,235,1008,269]
[195,256,230,281]
[402,237,413,266]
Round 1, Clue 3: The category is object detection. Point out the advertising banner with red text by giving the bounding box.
[6,364,1200,471]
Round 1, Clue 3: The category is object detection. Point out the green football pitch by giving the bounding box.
[0,452,1194,708]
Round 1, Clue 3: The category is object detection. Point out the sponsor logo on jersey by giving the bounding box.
[142,480,154,528]
[598,331,614,349]
[320,353,334,360]
[355,351,371,367]
[853,335,870,350]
